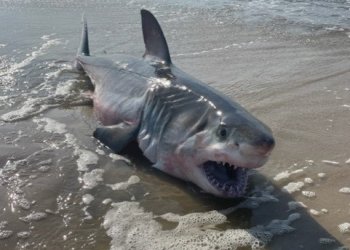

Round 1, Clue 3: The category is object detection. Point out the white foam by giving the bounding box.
[107,175,140,191]
[76,149,99,172]
[345,158,350,164]
[317,173,326,178]
[33,117,67,134]
[109,153,131,165]
[282,182,304,194]
[82,206,93,220]
[1,97,59,122]
[301,191,316,198]
[18,198,31,210]
[321,160,340,166]
[82,194,95,205]
[304,177,314,184]
[0,230,13,240]
[17,231,31,239]
[321,209,328,214]
[103,201,300,250]
[102,198,112,205]
[19,212,47,222]
[55,79,77,96]
[0,221,8,230]
[339,187,350,194]
[338,222,350,234]
[81,169,104,190]
[309,209,320,216]
[96,148,106,155]
[0,38,61,86]
[273,169,304,182]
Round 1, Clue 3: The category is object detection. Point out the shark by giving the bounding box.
[74,9,275,198]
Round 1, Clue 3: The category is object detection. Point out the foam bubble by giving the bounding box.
[1,98,60,122]
[301,191,316,198]
[82,194,94,205]
[102,198,112,205]
[55,79,77,96]
[321,160,340,166]
[81,169,104,189]
[273,169,304,182]
[17,231,31,239]
[338,223,350,234]
[346,158,350,164]
[33,117,67,134]
[109,153,131,165]
[76,149,99,172]
[304,178,313,184]
[19,212,47,223]
[321,209,328,214]
[317,173,326,178]
[103,201,299,250]
[309,209,320,216]
[0,38,61,84]
[282,182,304,194]
[107,175,140,191]
[96,148,106,155]
[18,198,31,210]
[0,230,13,240]
[339,187,350,194]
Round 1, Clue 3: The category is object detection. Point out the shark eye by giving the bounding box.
[217,125,228,140]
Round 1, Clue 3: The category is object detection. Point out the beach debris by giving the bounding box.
[282,182,304,194]
[301,191,316,198]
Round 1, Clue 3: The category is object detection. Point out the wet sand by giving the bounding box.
[1,0,350,249]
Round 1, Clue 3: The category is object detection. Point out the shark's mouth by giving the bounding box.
[202,161,248,197]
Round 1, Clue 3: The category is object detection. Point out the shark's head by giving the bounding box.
[162,103,275,198]
[138,9,274,198]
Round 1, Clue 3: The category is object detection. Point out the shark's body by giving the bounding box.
[75,10,275,198]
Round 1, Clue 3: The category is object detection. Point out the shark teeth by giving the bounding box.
[202,161,248,197]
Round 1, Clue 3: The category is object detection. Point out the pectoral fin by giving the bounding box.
[93,123,138,152]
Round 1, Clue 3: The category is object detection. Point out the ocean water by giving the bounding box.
[0,0,350,249]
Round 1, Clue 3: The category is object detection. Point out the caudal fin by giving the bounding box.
[77,14,90,56]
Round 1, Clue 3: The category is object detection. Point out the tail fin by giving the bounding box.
[77,14,90,56]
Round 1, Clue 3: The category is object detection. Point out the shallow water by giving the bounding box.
[0,0,350,249]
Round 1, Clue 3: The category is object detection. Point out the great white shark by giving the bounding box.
[74,9,275,198]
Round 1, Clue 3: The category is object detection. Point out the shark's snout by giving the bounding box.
[252,133,275,157]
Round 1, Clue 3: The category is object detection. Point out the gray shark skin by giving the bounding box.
[75,9,275,198]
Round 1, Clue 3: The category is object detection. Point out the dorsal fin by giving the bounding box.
[141,9,171,65]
